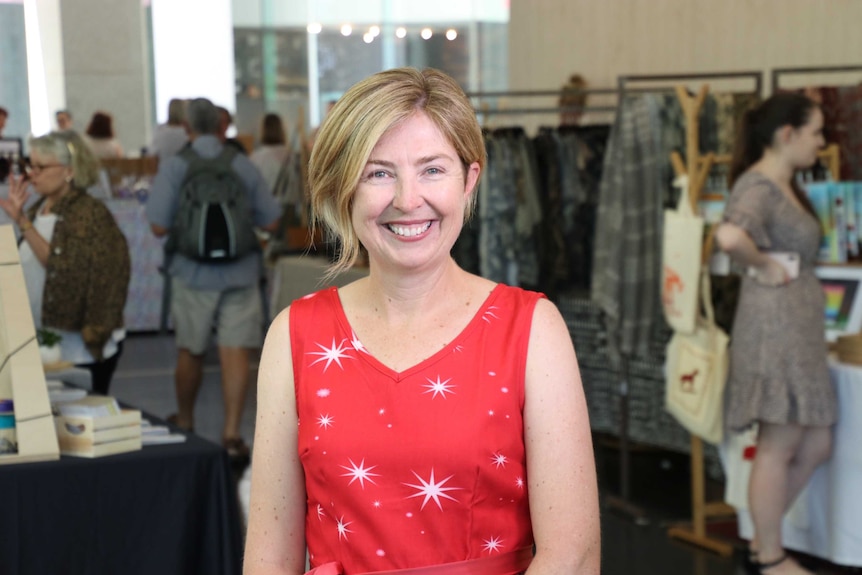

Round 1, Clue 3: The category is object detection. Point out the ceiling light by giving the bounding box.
[341,24,352,36]
[307,22,322,34]
[420,27,432,40]
[395,26,407,39]
[446,28,457,41]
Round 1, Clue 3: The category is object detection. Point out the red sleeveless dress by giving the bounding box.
[289,284,543,574]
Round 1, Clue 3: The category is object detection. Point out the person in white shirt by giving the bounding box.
[249,113,289,195]
[148,98,189,160]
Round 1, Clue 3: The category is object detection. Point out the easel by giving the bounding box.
[666,85,842,556]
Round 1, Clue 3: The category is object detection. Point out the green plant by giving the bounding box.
[36,328,63,347]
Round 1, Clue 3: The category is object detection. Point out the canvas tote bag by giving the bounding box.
[662,175,704,334]
[665,268,729,445]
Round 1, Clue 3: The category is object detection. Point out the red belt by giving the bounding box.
[306,546,533,575]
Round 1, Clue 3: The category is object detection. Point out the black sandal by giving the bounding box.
[753,554,788,573]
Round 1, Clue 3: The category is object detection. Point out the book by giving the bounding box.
[56,419,140,446]
[142,433,187,446]
[56,396,122,418]
[59,436,142,458]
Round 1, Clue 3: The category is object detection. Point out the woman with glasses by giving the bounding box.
[0,130,130,395]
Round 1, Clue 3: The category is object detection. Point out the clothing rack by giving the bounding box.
[602,71,763,526]
[770,64,862,94]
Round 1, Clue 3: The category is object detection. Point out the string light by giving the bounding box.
[445,28,457,41]
[420,27,432,40]
[340,24,352,36]
[395,26,407,39]
[307,22,322,34]
[369,25,380,38]
[363,32,374,43]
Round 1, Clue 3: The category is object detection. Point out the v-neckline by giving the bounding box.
[329,283,504,382]
[747,171,811,219]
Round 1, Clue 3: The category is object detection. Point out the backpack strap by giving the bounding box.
[178,144,240,188]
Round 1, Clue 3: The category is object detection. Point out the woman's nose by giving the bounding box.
[392,178,423,211]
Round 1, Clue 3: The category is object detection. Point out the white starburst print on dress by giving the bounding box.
[404,468,463,511]
[481,305,501,323]
[317,413,334,429]
[491,452,508,469]
[515,476,525,489]
[308,338,355,371]
[350,331,367,353]
[340,458,380,488]
[336,515,354,541]
[316,504,326,520]
[422,376,456,399]
[482,535,505,554]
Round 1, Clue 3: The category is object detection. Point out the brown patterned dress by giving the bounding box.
[723,172,837,431]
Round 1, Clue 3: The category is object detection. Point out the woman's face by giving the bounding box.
[785,107,825,170]
[351,111,480,273]
[27,150,73,197]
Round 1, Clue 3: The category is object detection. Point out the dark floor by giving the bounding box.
[109,333,858,575]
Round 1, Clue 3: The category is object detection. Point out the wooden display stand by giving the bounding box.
[0,225,60,465]
[100,157,159,193]
[665,85,737,556]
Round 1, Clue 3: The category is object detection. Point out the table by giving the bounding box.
[106,198,167,332]
[0,426,243,575]
[721,359,862,567]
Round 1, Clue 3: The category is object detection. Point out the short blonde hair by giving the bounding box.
[309,67,486,274]
[29,130,101,189]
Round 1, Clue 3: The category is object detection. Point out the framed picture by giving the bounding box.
[815,265,862,341]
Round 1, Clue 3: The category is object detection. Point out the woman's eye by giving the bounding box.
[366,169,389,180]
[426,167,442,175]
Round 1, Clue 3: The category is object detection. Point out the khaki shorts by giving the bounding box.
[170,277,263,355]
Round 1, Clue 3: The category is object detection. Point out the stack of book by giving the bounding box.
[54,397,142,458]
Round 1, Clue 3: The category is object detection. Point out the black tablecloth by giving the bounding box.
[0,431,243,575]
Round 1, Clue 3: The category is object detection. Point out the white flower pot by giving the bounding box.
[39,344,62,365]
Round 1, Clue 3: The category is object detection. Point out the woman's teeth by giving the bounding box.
[387,222,431,237]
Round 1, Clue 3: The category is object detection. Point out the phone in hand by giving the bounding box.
[766,251,800,279]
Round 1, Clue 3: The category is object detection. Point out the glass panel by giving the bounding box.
[230,0,509,142]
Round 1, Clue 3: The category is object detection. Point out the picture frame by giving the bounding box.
[815,264,862,342]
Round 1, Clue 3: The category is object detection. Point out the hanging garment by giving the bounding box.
[591,94,665,361]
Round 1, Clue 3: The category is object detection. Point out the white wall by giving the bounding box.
[510,0,862,97]
[151,0,235,125]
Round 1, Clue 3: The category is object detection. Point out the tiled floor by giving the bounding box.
[108,334,857,575]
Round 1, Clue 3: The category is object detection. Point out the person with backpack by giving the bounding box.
[146,97,280,462]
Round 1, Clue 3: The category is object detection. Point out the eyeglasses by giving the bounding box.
[25,163,65,175]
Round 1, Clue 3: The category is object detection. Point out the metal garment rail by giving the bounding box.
[466,87,618,117]
[601,71,763,528]
[771,64,862,93]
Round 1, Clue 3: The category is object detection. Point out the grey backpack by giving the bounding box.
[166,146,258,262]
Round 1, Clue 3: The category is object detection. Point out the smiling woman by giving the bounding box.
[244,68,600,575]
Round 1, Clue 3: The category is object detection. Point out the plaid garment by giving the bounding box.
[591,94,665,362]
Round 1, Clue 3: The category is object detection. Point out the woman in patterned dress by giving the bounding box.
[244,68,600,575]
[717,93,836,575]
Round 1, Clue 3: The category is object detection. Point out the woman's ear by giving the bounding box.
[464,162,481,198]
[776,125,795,146]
